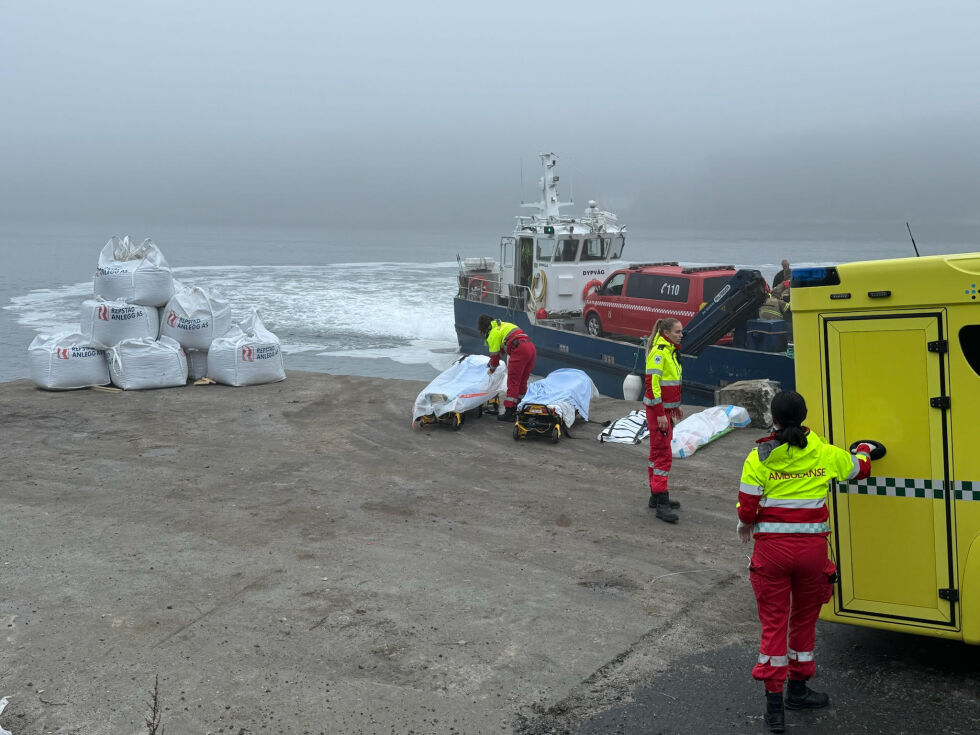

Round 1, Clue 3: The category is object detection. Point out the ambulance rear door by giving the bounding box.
[824,311,957,628]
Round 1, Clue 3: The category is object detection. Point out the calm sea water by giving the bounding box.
[1,222,974,384]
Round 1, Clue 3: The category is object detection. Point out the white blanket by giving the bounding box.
[518,368,598,428]
[412,355,507,421]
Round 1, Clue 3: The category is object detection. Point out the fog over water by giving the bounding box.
[2,1,980,245]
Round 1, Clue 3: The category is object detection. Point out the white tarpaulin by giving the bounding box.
[107,336,188,390]
[670,404,750,458]
[93,236,175,306]
[207,310,285,386]
[518,368,598,428]
[80,298,159,348]
[412,354,507,421]
[159,285,233,351]
[28,332,110,390]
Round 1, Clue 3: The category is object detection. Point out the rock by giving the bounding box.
[715,379,780,428]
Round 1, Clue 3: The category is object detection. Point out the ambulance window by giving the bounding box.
[960,326,980,377]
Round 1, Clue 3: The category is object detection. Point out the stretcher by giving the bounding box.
[411,355,506,430]
[513,368,598,443]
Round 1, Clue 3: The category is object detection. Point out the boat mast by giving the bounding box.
[521,152,572,222]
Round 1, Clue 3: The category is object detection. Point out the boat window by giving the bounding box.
[602,272,626,296]
[607,236,625,260]
[502,237,515,268]
[581,238,606,261]
[960,326,980,378]
[554,238,580,262]
[626,273,690,302]
[536,238,556,261]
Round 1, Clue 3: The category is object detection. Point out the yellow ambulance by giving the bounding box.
[791,251,980,642]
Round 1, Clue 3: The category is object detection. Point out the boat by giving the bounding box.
[453,153,795,405]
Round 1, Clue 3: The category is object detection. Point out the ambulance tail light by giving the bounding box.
[791,267,841,288]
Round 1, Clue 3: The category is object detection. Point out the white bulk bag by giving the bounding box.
[93,236,175,306]
[107,336,188,390]
[159,285,232,350]
[80,298,159,348]
[186,349,208,380]
[28,332,110,390]
[207,311,285,386]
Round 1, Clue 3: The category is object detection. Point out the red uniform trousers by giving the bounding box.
[645,404,673,494]
[750,534,835,692]
[504,340,536,409]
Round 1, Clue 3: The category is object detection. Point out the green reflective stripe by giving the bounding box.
[660,380,681,387]
[643,397,661,407]
[647,368,663,376]
[652,468,670,477]
[754,522,830,534]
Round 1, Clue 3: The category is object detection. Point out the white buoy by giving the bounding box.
[622,373,643,401]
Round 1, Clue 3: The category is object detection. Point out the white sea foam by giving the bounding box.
[5,263,462,374]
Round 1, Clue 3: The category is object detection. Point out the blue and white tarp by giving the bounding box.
[518,368,598,428]
[412,354,507,421]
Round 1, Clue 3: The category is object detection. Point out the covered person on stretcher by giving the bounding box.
[477,315,537,423]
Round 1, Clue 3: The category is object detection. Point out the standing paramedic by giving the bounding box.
[736,390,876,733]
[477,315,536,423]
[644,317,684,523]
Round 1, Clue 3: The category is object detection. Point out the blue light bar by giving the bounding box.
[791,267,841,288]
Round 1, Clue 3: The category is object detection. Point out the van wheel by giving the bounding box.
[585,313,604,337]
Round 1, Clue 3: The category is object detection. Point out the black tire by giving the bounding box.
[585,312,604,337]
[513,425,521,441]
[551,425,561,443]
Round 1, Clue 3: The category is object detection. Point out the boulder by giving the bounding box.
[715,379,780,428]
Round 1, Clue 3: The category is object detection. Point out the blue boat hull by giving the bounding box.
[454,297,795,405]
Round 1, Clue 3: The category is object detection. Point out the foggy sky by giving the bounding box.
[2,1,980,240]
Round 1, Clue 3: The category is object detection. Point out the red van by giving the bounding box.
[582,262,736,338]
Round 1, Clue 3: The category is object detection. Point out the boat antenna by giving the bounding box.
[905,222,921,257]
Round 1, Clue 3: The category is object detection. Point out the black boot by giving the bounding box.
[764,691,785,733]
[648,493,681,510]
[652,493,678,523]
[785,679,829,709]
[497,406,517,422]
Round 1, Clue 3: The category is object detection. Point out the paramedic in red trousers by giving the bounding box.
[477,315,536,423]
[644,317,683,523]
[737,390,875,733]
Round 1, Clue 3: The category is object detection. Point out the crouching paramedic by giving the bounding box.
[477,315,536,422]
[736,390,875,734]
[644,317,684,523]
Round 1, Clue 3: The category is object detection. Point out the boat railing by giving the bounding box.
[506,283,531,311]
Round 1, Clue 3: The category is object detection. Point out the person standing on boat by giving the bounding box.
[737,390,875,733]
[644,317,684,523]
[771,260,792,289]
[477,315,536,423]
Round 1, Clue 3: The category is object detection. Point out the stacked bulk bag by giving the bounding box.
[28,332,110,390]
[208,311,285,386]
[107,336,188,390]
[159,285,232,350]
[80,298,159,348]
[93,236,175,306]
